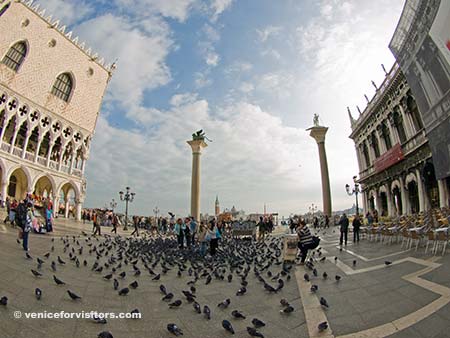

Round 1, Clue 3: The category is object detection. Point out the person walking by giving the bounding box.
[296,220,313,265]
[339,213,349,246]
[111,214,118,234]
[352,214,362,243]
[93,212,101,236]
[130,216,139,237]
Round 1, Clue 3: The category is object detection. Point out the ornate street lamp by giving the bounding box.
[345,175,362,216]
[119,187,135,231]
[110,199,117,212]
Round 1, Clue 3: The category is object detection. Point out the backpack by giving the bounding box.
[309,236,321,250]
[15,203,27,228]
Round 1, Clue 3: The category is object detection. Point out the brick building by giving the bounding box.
[0,0,114,219]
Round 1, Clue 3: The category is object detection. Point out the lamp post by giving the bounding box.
[309,203,318,222]
[110,199,117,212]
[346,175,361,216]
[119,187,135,231]
[153,206,160,227]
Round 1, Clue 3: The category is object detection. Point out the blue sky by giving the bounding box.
[40,0,405,217]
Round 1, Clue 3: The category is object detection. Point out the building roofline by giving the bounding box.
[18,0,116,76]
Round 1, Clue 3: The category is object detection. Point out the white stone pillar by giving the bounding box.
[68,151,76,174]
[52,195,59,218]
[362,190,368,215]
[1,180,7,202]
[9,124,19,154]
[64,199,70,218]
[397,105,414,138]
[416,169,425,212]
[376,127,387,153]
[34,136,44,163]
[438,179,448,208]
[76,200,82,221]
[399,179,407,215]
[187,138,208,222]
[388,115,400,144]
[0,116,8,148]
[46,139,55,167]
[21,129,32,159]
[386,187,394,217]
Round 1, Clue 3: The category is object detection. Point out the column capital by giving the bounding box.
[187,139,208,153]
[307,126,328,144]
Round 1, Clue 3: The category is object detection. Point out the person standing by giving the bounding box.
[3,197,11,224]
[197,222,208,256]
[296,220,313,265]
[174,218,185,248]
[324,215,330,228]
[208,220,219,256]
[339,213,349,246]
[366,212,374,226]
[184,218,192,248]
[352,214,362,243]
[257,216,266,241]
[92,212,97,233]
[190,217,198,244]
[93,212,101,236]
[45,205,53,232]
[21,202,33,251]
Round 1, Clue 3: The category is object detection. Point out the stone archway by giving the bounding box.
[57,181,79,219]
[6,167,30,201]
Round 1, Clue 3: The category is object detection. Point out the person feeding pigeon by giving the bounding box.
[296,220,313,265]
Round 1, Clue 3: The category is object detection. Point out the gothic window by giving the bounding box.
[406,95,424,132]
[8,175,17,197]
[393,111,407,144]
[51,73,73,102]
[1,41,27,71]
[381,122,392,150]
[362,143,370,168]
[0,3,10,17]
[371,132,380,158]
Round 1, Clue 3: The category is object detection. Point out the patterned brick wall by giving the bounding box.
[0,2,110,134]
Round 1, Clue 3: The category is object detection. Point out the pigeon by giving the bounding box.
[0,296,7,306]
[385,261,392,266]
[57,256,66,264]
[118,287,129,296]
[280,305,294,314]
[67,290,81,300]
[119,271,126,279]
[103,274,113,280]
[130,309,140,318]
[93,316,107,324]
[322,272,328,279]
[303,273,310,282]
[167,323,183,336]
[160,284,167,295]
[353,260,357,266]
[236,287,247,296]
[97,331,113,338]
[44,252,50,258]
[37,257,44,265]
[222,319,235,334]
[320,297,329,308]
[335,275,341,282]
[162,293,174,301]
[280,299,290,307]
[193,302,201,314]
[31,269,42,277]
[203,305,211,320]
[51,261,57,271]
[218,298,231,309]
[26,252,32,259]
[312,268,318,277]
[310,284,318,293]
[231,310,246,319]
[53,275,65,285]
[251,318,266,328]
[319,256,326,262]
[169,300,182,308]
[247,327,264,338]
[152,274,161,281]
[129,281,138,289]
[318,321,328,332]
[113,279,119,290]
[227,274,233,283]
[35,288,42,300]
[334,257,338,262]
[16,239,20,244]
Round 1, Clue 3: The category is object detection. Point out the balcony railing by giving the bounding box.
[402,129,426,155]
[25,151,34,161]
[13,146,22,157]
[1,143,10,152]
[360,165,375,180]
[37,156,46,166]
[49,161,58,170]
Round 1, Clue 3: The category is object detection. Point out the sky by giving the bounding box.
[39,0,406,217]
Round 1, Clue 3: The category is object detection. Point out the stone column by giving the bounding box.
[386,187,394,217]
[9,124,19,154]
[46,139,55,167]
[388,114,400,144]
[1,180,7,203]
[64,199,70,218]
[307,126,332,217]
[21,129,32,159]
[399,179,407,215]
[187,138,208,222]
[34,135,44,163]
[438,179,448,208]
[76,200,83,221]
[376,126,387,153]
[415,169,425,212]
[52,195,59,218]
[397,104,414,138]
[362,190,368,216]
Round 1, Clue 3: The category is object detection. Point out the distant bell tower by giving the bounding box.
[215,195,220,216]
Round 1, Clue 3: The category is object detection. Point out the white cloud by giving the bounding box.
[239,82,254,93]
[194,71,213,88]
[38,0,93,26]
[75,14,172,108]
[114,0,197,22]
[261,48,281,60]
[170,92,199,107]
[257,25,282,42]
[210,0,234,22]
[205,51,220,66]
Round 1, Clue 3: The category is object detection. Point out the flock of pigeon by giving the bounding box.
[1,228,394,337]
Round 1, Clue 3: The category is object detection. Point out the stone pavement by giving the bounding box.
[0,219,449,338]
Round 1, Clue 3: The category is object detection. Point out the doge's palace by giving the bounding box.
[0,0,114,220]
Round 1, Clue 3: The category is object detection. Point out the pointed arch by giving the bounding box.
[51,72,74,102]
[1,40,28,71]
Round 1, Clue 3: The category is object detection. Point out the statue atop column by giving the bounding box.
[192,129,212,142]
[313,114,320,127]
